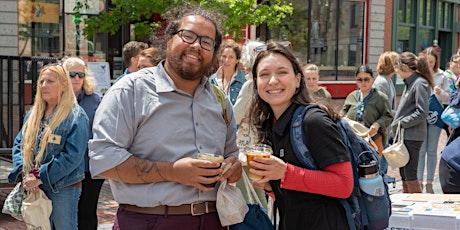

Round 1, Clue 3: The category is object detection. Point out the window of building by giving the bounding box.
[17,0,106,61]
[18,0,61,56]
[395,0,458,69]
[267,0,365,80]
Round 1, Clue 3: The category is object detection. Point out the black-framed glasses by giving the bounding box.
[356,77,371,83]
[69,71,86,78]
[254,41,292,53]
[173,29,215,51]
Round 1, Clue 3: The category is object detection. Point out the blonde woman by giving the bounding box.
[63,57,102,230]
[8,63,89,229]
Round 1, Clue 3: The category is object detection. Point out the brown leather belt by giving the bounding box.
[119,201,217,216]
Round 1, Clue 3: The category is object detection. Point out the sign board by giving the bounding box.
[87,62,111,97]
[64,0,100,15]
[19,2,59,24]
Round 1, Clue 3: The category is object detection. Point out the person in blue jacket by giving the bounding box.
[9,63,89,230]
[63,57,102,230]
[209,39,246,105]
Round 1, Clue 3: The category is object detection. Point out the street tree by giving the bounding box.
[76,0,293,40]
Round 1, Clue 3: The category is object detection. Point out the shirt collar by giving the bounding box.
[271,103,298,136]
[403,72,418,86]
[155,61,210,94]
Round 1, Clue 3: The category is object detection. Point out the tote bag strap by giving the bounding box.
[241,170,263,206]
[400,127,405,142]
[394,121,402,143]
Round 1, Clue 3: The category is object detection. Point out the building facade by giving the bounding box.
[1,0,459,81]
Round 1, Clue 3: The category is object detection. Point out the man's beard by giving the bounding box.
[167,53,213,81]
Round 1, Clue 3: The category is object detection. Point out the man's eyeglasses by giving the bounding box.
[173,29,215,51]
[69,71,86,78]
[254,41,292,53]
[356,77,372,83]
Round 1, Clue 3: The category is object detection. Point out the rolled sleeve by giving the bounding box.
[89,86,135,177]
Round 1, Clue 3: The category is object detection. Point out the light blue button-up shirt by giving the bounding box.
[89,62,238,207]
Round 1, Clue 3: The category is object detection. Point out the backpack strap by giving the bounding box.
[210,84,229,126]
[290,104,319,170]
[337,120,372,229]
[290,105,360,230]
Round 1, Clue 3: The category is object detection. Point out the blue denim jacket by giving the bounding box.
[9,105,89,193]
[209,69,246,105]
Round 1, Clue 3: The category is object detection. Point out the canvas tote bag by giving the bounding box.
[22,189,52,230]
[383,122,409,169]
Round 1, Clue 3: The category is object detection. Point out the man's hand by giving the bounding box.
[220,156,242,183]
[170,157,223,192]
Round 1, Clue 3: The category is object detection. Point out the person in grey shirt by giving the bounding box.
[88,5,242,230]
[374,51,399,113]
[391,52,432,194]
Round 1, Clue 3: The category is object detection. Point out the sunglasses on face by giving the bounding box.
[69,71,86,78]
[356,77,371,83]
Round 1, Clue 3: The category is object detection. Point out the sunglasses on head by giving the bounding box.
[43,62,65,72]
[254,41,292,53]
[356,77,371,83]
[69,71,86,78]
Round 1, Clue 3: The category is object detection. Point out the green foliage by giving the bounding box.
[80,0,292,40]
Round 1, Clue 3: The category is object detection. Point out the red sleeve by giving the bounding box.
[280,161,353,198]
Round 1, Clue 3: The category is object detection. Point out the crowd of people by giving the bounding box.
[6,3,460,230]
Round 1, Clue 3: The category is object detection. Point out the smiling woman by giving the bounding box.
[247,41,352,230]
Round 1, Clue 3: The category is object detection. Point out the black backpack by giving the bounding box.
[290,104,392,230]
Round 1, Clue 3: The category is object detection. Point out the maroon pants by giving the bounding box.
[113,207,227,230]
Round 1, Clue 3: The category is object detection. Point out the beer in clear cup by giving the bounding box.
[245,144,273,180]
[197,153,224,187]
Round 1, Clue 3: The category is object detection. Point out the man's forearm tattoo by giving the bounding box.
[114,165,124,182]
[133,158,166,181]
[134,158,151,183]
[152,161,166,181]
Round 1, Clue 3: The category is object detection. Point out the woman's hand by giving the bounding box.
[22,173,42,193]
[249,155,286,183]
[434,85,441,95]
[369,123,380,137]
[253,180,272,192]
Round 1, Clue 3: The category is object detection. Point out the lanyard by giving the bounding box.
[357,89,372,121]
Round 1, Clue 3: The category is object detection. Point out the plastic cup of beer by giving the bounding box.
[197,153,224,187]
[246,144,273,180]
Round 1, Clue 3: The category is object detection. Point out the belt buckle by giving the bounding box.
[191,202,208,216]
